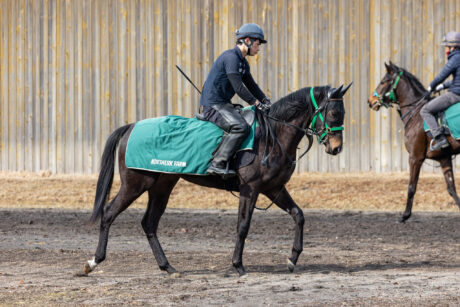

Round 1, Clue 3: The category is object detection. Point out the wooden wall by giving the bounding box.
[0,0,459,173]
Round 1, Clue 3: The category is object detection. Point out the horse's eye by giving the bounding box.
[328,110,339,120]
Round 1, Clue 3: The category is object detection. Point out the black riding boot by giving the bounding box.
[430,134,449,151]
[204,104,250,178]
[207,133,243,178]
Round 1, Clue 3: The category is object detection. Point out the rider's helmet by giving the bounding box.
[441,31,460,48]
[236,23,267,44]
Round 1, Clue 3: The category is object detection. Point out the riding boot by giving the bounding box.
[207,132,244,178]
[430,134,449,151]
[202,103,250,178]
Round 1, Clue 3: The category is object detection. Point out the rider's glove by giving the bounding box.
[262,97,272,106]
[255,100,270,114]
[427,86,432,93]
[435,84,444,92]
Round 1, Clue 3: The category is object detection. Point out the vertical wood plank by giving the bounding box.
[56,0,65,173]
[17,0,25,171]
[0,0,9,171]
[100,0,110,161]
[32,0,40,171]
[65,0,75,173]
[82,0,92,172]
[49,0,57,173]
[24,0,34,172]
[92,0,101,172]
[75,0,83,173]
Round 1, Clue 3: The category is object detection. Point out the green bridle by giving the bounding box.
[310,87,344,143]
[372,71,403,108]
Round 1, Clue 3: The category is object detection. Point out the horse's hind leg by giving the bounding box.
[440,157,460,210]
[84,180,151,274]
[141,174,179,275]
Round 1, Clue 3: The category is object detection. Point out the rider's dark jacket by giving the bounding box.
[430,49,460,95]
[200,46,267,106]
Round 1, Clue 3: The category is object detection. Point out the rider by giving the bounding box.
[421,31,460,151]
[199,23,271,177]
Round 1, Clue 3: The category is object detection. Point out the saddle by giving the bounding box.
[423,102,460,140]
[195,106,255,127]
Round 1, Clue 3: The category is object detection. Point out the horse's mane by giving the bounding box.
[269,86,329,121]
[397,66,428,97]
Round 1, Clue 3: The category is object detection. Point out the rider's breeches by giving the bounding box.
[420,91,460,138]
[202,103,250,164]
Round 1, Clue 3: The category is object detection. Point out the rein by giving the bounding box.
[400,92,430,128]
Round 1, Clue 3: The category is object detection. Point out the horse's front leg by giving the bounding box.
[232,184,259,276]
[401,157,424,223]
[265,186,304,272]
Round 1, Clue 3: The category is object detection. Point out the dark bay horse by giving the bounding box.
[82,84,351,277]
[368,62,460,222]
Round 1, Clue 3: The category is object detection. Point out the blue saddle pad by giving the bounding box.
[423,102,460,140]
[125,106,256,175]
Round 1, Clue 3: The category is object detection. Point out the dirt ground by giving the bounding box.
[0,172,459,306]
[1,171,460,212]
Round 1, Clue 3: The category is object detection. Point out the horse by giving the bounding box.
[368,61,460,222]
[81,84,352,277]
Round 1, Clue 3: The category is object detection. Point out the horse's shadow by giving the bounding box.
[179,261,460,276]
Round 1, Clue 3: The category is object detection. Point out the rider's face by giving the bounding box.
[445,46,454,55]
[248,39,261,56]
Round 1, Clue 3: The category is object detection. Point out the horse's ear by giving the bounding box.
[389,60,399,71]
[340,82,353,97]
[384,62,391,72]
[328,84,343,99]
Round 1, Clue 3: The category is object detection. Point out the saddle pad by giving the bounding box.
[423,102,460,140]
[125,108,256,175]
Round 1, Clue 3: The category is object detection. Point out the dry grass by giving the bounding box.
[0,171,459,212]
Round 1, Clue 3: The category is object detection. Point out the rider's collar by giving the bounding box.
[234,45,245,60]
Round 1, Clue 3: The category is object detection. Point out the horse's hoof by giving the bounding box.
[399,216,409,223]
[83,262,93,275]
[232,264,247,276]
[287,258,295,272]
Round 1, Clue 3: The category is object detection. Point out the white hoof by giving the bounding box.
[83,257,97,274]
[287,258,295,272]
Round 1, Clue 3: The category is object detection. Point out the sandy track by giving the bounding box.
[0,208,459,306]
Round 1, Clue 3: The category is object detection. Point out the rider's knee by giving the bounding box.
[232,122,250,136]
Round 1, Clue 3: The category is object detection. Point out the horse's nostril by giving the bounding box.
[332,146,342,155]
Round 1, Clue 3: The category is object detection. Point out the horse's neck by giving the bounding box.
[398,81,425,116]
[273,114,310,153]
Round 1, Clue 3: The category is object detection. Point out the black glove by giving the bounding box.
[262,97,271,105]
[255,100,270,114]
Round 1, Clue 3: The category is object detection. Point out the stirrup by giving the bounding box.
[207,162,236,179]
[429,137,449,151]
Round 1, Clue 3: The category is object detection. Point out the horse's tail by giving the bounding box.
[89,123,133,224]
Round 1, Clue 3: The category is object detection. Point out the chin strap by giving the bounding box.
[239,38,254,56]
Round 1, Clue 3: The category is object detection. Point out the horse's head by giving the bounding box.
[311,84,352,155]
[368,61,404,111]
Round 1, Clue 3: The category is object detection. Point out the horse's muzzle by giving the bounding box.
[325,135,343,155]
[367,97,381,111]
